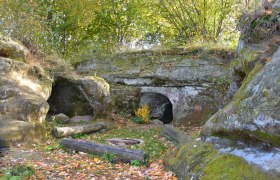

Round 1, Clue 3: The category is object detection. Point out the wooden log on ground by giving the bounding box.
[60,138,146,163]
[162,124,190,144]
[51,122,106,138]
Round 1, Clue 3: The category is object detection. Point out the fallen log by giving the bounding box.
[162,124,190,144]
[60,138,146,163]
[51,122,106,138]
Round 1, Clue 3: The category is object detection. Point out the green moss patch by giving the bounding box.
[165,139,278,179]
[201,154,274,180]
[210,128,280,148]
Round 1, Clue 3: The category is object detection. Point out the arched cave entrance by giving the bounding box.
[47,77,93,117]
[140,92,173,124]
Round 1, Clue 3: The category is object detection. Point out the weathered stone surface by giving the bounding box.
[48,75,111,119]
[77,53,229,87]
[164,139,279,179]
[0,35,111,146]
[50,113,70,123]
[77,51,230,125]
[162,125,190,144]
[141,86,226,125]
[69,115,94,123]
[0,34,29,61]
[152,119,164,125]
[273,0,280,12]
[0,56,52,146]
[202,47,280,147]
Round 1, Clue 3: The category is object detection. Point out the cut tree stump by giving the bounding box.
[51,122,106,138]
[162,124,190,144]
[60,138,146,163]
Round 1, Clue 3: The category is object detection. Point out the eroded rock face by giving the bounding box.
[48,75,111,119]
[165,139,279,179]
[0,35,112,146]
[202,47,280,147]
[77,51,231,125]
[0,57,52,145]
[0,34,29,61]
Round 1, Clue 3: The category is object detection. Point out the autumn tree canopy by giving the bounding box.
[0,0,262,60]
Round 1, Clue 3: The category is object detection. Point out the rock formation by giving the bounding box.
[201,6,280,148]
[0,34,111,146]
[0,35,52,145]
[202,47,280,147]
[76,48,233,125]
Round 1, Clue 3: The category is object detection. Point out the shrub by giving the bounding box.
[131,116,145,124]
[102,153,116,163]
[3,165,35,179]
[134,105,150,124]
[131,160,141,167]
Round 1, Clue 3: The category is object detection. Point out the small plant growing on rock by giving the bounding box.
[133,105,150,124]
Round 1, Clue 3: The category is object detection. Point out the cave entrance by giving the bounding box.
[140,92,173,124]
[47,77,93,117]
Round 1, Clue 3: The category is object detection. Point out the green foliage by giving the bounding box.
[158,0,237,43]
[102,153,116,163]
[52,119,67,127]
[90,127,170,161]
[131,116,145,124]
[0,0,53,52]
[2,165,35,180]
[130,160,141,167]
[71,133,89,139]
[0,0,261,61]
[134,105,150,124]
[45,144,59,151]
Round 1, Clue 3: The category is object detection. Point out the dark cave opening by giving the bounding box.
[140,92,173,124]
[47,77,93,117]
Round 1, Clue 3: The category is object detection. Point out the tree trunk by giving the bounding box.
[51,123,106,138]
[60,138,146,163]
[162,124,190,144]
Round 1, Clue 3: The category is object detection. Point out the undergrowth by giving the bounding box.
[89,126,172,162]
[1,165,35,180]
[133,105,150,124]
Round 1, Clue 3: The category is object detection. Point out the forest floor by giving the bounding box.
[0,115,201,180]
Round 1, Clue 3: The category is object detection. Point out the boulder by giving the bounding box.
[69,115,94,123]
[152,119,164,125]
[0,34,29,61]
[48,75,111,118]
[162,125,190,144]
[201,47,280,147]
[164,140,279,179]
[50,113,70,123]
[0,56,52,145]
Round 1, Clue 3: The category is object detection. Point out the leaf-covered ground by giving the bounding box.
[0,122,179,179]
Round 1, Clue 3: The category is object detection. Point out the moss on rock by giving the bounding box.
[165,139,279,180]
[201,154,274,180]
